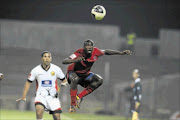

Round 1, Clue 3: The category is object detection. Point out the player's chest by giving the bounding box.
[36,69,57,80]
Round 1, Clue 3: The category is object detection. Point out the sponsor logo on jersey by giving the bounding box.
[42,80,52,87]
[51,71,55,76]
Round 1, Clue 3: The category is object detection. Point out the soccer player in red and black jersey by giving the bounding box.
[62,40,132,113]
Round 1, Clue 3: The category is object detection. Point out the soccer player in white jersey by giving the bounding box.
[17,51,68,120]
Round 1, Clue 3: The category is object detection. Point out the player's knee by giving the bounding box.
[94,74,103,86]
[69,73,79,84]
[36,109,43,118]
[36,110,42,115]
[36,112,43,118]
[97,77,103,86]
[53,113,61,120]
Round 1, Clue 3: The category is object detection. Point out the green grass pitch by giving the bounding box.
[0,109,126,120]
[0,109,157,120]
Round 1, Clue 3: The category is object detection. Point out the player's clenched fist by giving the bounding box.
[122,50,132,55]
[74,57,85,62]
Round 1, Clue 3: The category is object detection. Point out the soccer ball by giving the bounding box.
[91,5,106,20]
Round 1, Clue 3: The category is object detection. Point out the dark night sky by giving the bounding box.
[0,0,180,38]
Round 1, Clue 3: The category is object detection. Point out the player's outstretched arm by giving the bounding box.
[62,57,85,64]
[16,80,31,101]
[104,49,132,55]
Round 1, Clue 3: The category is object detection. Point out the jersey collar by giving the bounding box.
[41,63,51,72]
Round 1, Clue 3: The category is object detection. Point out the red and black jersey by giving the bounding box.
[67,47,104,75]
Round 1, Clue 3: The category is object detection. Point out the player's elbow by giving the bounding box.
[104,49,112,55]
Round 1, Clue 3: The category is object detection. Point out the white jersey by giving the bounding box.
[28,63,65,96]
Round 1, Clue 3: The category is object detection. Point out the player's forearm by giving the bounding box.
[104,49,125,55]
[62,58,76,64]
[22,81,31,98]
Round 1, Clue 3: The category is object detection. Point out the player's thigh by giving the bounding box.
[79,73,103,88]
[52,113,61,120]
[47,97,62,113]
[35,104,45,118]
[35,95,47,109]
[90,73,103,84]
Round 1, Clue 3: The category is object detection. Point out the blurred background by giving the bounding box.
[0,0,179,120]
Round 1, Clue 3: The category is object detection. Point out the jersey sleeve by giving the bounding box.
[56,67,65,80]
[69,49,82,59]
[96,48,105,57]
[28,68,36,82]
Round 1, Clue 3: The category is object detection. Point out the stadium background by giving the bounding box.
[0,0,179,120]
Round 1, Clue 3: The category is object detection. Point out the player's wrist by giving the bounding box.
[22,96,26,99]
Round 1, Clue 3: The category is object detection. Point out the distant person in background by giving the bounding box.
[16,51,68,120]
[0,73,3,80]
[127,33,136,53]
[130,69,142,120]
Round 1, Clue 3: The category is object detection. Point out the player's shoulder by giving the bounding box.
[93,47,102,53]
[94,47,101,51]
[135,78,141,85]
[30,64,41,73]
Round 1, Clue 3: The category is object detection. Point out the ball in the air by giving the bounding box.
[91,5,106,20]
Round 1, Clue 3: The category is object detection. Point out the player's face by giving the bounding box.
[41,53,52,66]
[132,72,139,79]
[0,75,3,80]
[84,45,94,54]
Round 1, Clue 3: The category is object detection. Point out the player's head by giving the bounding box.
[41,51,52,66]
[0,73,3,81]
[132,69,140,80]
[84,39,94,54]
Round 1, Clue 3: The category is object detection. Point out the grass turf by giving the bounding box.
[0,109,125,120]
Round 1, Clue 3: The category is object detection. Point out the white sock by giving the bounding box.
[37,119,43,120]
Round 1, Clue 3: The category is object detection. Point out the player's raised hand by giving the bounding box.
[61,79,68,87]
[123,50,132,55]
[16,97,26,102]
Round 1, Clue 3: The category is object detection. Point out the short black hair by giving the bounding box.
[41,51,51,57]
[84,39,94,46]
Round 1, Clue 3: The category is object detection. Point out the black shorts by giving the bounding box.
[66,71,95,88]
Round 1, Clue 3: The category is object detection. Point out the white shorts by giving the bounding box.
[35,91,62,114]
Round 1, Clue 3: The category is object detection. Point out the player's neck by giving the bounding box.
[41,63,50,71]
[85,53,92,58]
